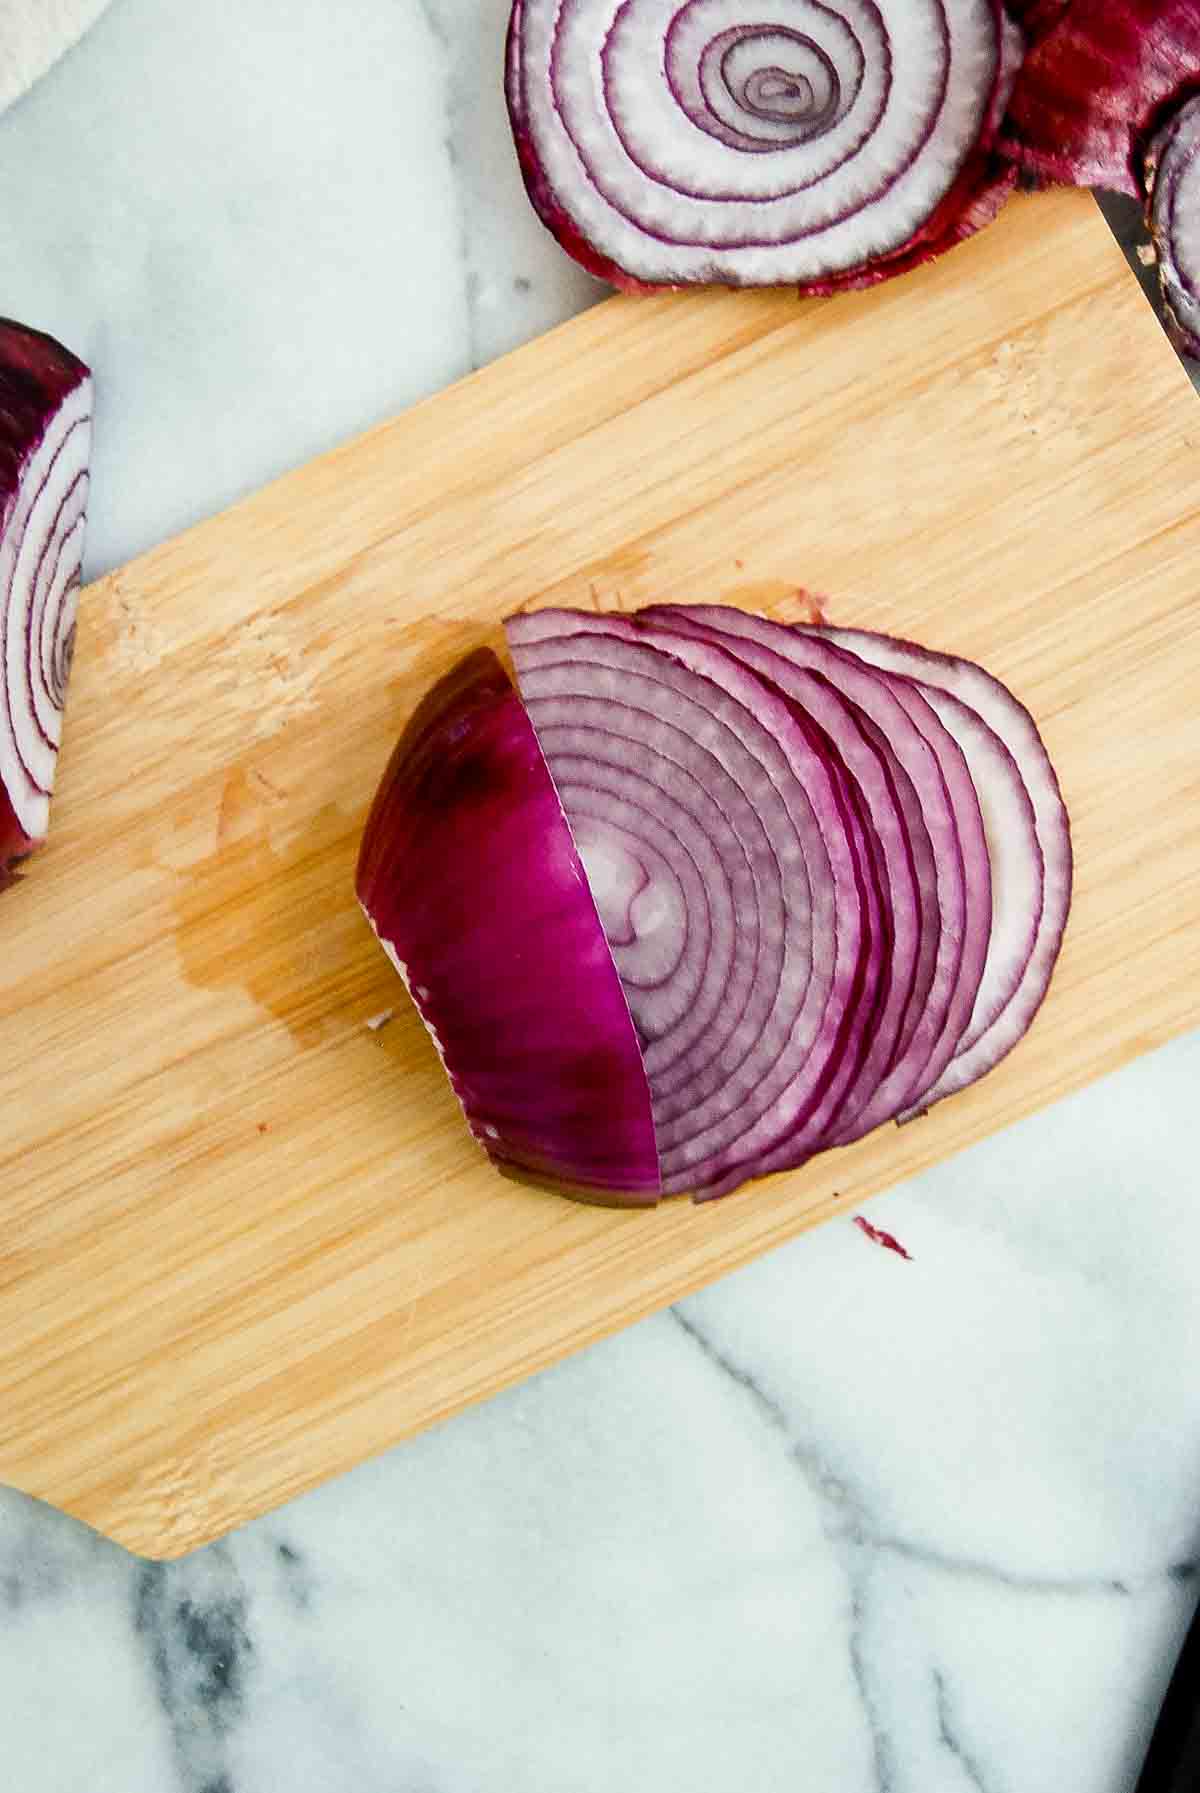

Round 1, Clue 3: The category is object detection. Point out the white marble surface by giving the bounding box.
[2,5,1199,1790]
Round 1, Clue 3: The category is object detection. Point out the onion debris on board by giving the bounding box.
[0,318,92,876]
[357,606,1071,1206]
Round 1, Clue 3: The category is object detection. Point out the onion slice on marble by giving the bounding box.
[359,607,1069,1204]
[0,318,92,875]
[504,0,1024,292]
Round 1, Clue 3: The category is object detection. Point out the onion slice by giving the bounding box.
[505,0,1023,291]
[1146,94,1200,359]
[355,648,659,1200]
[0,318,92,874]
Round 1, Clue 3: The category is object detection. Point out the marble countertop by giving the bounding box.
[3,5,1199,1790]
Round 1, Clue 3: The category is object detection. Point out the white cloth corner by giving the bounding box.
[0,0,113,118]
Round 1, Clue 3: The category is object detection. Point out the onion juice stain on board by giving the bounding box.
[725,581,831,626]
[171,767,378,1049]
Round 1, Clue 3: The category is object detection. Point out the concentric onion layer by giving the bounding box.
[1147,95,1200,358]
[506,0,1014,288]
[507,610,877,1196]
[642,605,990,1140]
[817,624,1071,1110]
[0,317,92,866]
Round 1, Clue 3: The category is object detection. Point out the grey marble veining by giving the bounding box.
[1,5,1198,1791]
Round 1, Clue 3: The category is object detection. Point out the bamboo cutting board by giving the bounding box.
[2,189,1197,1559]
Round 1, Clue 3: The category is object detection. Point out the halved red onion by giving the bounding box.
[0,319,92,874]
[360,606,1069,1204]
[355,647,659,1200]
[1146,93,1200,357]
[505,0,1024,291]
[817,625,1070,1110]
[998,0,1200,195]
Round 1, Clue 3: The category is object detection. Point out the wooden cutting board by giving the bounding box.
[2,189,1197,1559]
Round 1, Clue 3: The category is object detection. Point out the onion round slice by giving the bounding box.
[356,648,659,1200]
[817,624,1070,1109]
[506,0,1021,291]
[0,318,92,872]
[1146,95,1200,360]
[507,609,876,1197]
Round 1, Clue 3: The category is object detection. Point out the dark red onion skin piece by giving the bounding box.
[0,317,89,499]
[0,785,31,871]
[356,648,660,1203]
[998,0,1200,195]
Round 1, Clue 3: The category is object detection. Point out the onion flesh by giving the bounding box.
[816,624,1070,1110]
[0,318,92,874]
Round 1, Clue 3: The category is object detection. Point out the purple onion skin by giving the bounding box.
[0,787,29,876]
[999,0,1200,195]
[0,319,88,491]
[357,648,660,1203]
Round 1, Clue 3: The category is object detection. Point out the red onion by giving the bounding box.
[0,318,92,875]
[1146,92,1200,356]
[505,0,1024,292]
[359,607,1070,1205]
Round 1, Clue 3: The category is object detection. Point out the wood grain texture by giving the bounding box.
[1,189,1197,1559]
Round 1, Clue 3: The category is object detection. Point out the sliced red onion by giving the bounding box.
[505,0,1022,290]
[817,625,1070,1110]
[360,607,1068,1204]
[1146,94,1200,358]
[355,648,659,1200]
[0,319,92,873]
[998,0,1200,195]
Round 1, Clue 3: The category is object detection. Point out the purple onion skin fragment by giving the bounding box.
[998,0,1200,195]
[505,0,1024,294]
[356,648,660,1202]
[0,318,92,875]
